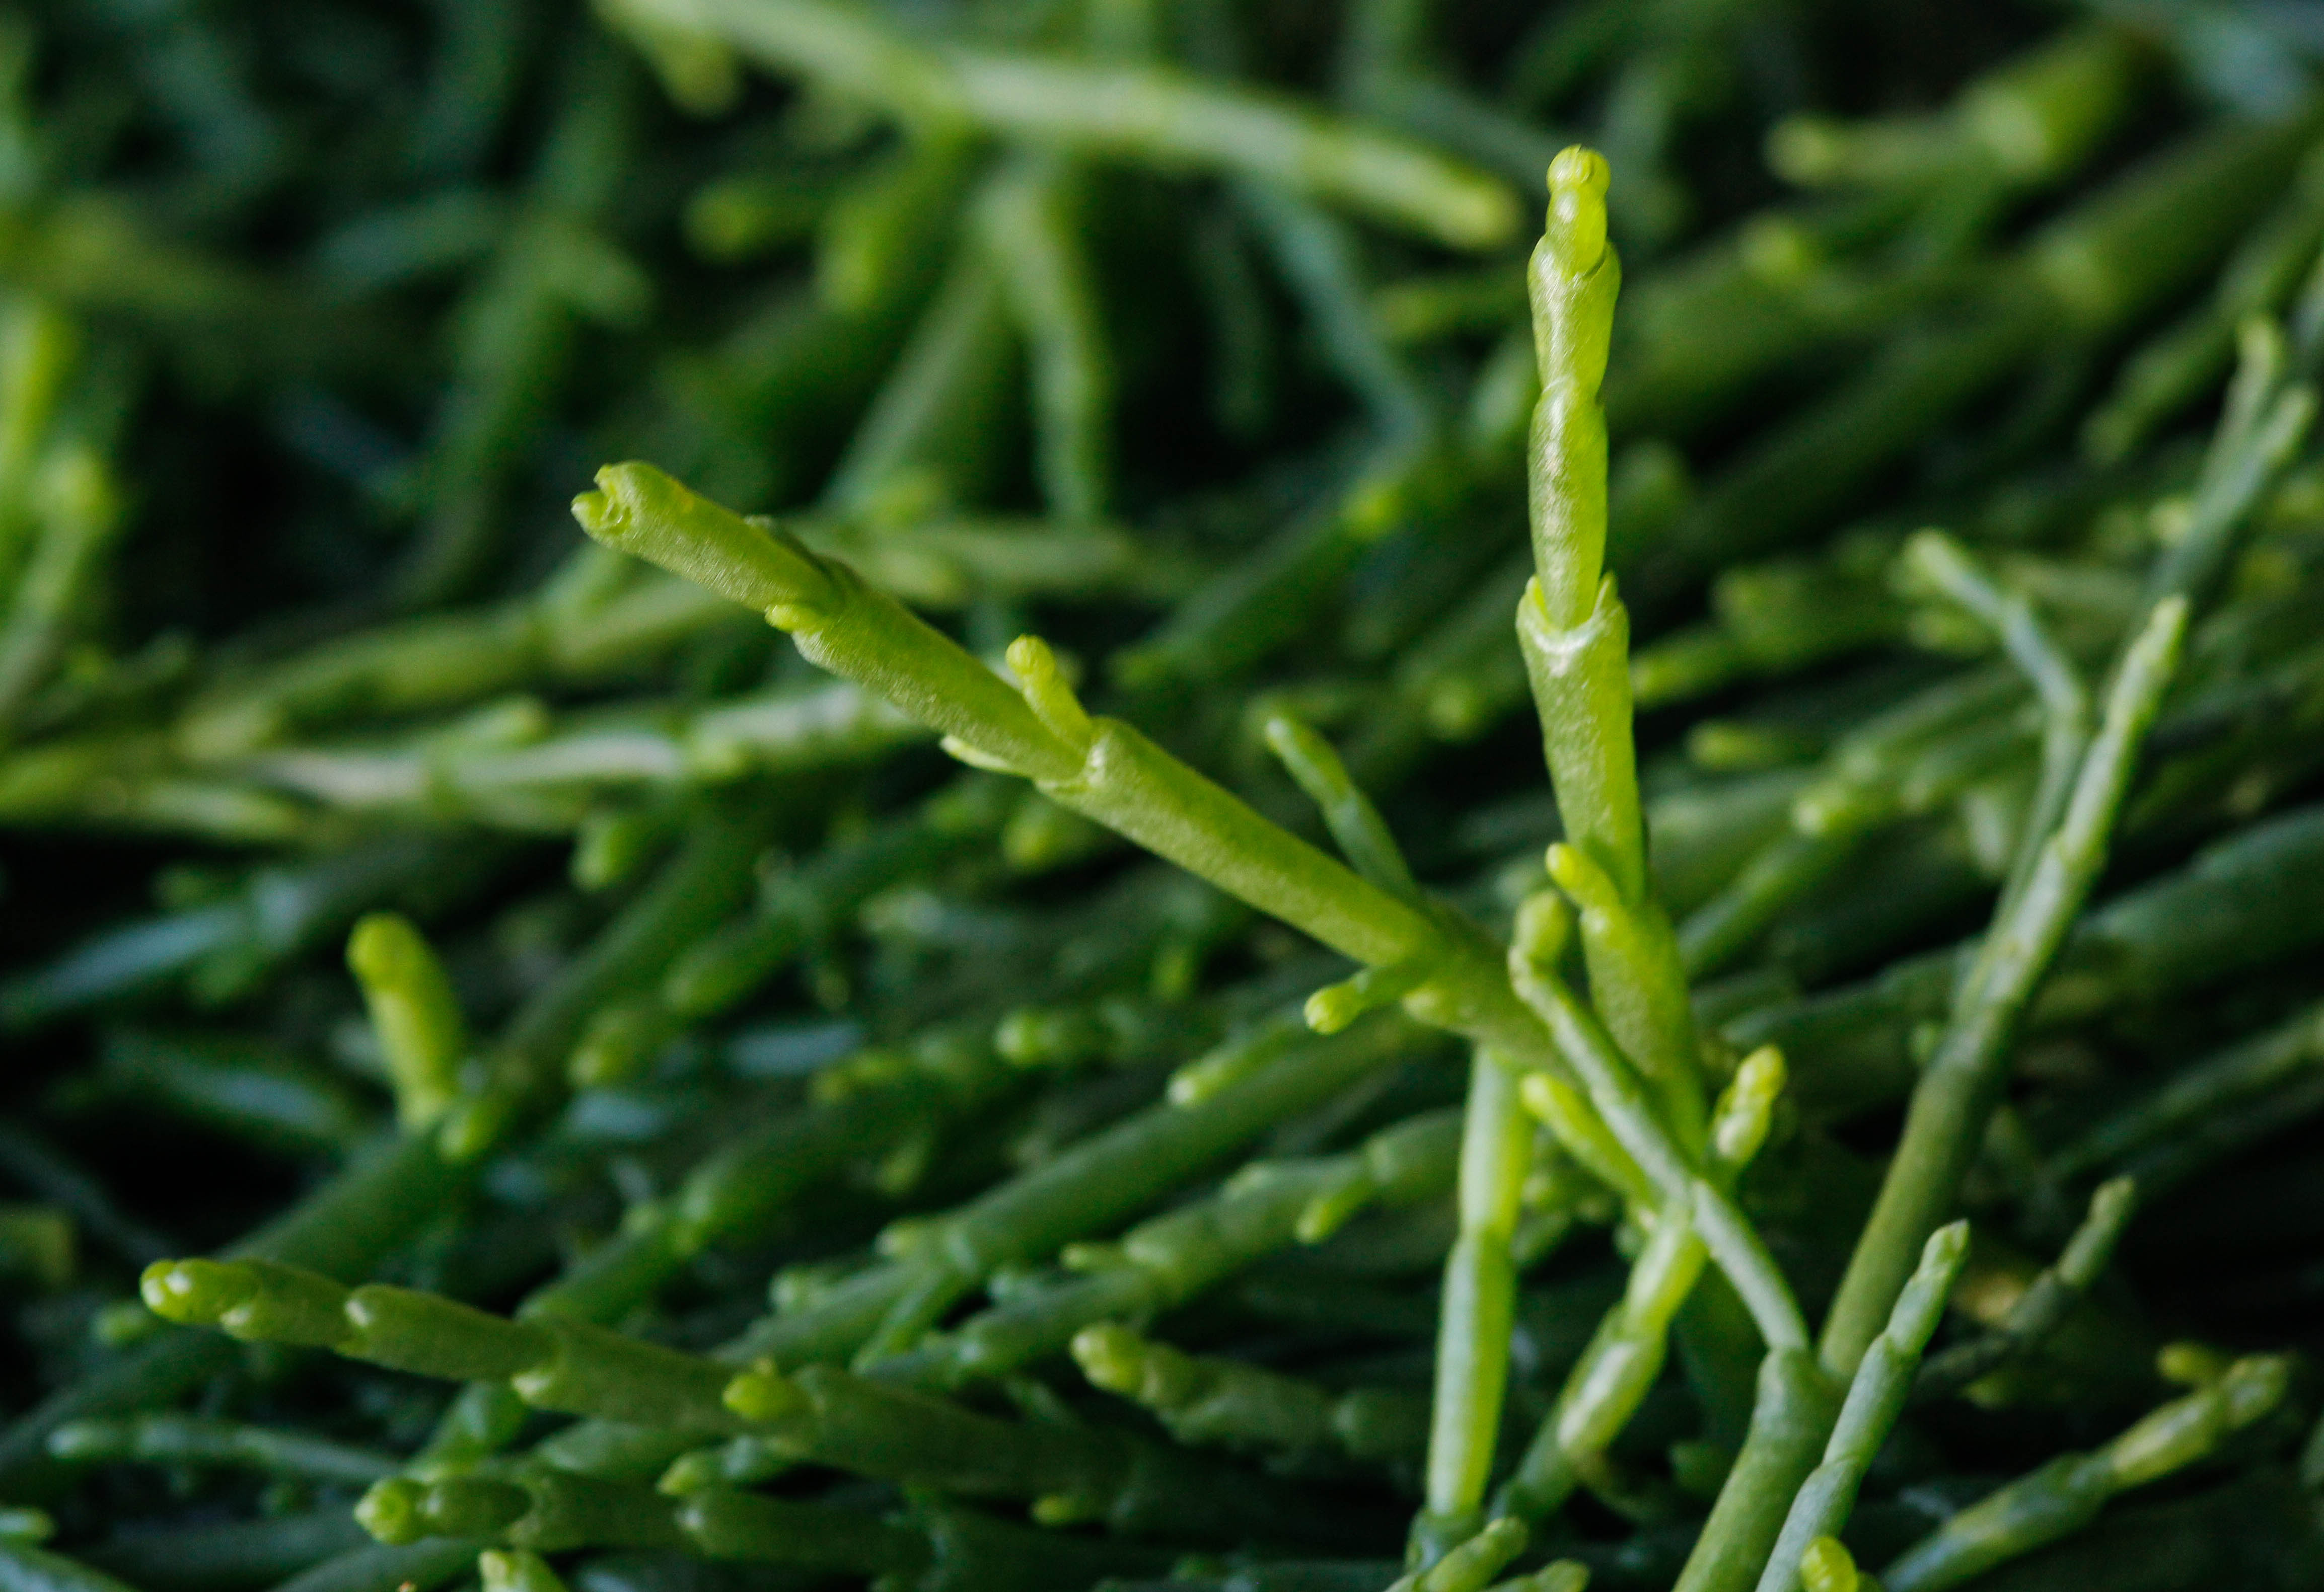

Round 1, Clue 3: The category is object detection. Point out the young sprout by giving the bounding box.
[345,914,469,1132]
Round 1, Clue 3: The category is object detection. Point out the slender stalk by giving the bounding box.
[1429,144,1744,1559]
[1913,1179,2134,1400]
[1881,1355,2293,1592]
[1417,1052,1531,1551]
[977,156,1112,521]
[1683,529,2195,1592]
[1755,1223,1969,1592]
[1494,1047,1785,1524]
[616,0,1519,250]
[1824,596,2183,1367]
[1897,531,2087,906]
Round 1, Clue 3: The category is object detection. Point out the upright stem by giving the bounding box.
[1419,1053,1532,1549]
[1517,145,1703,1150]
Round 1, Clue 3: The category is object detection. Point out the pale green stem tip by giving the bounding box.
[1545,146,1611,276]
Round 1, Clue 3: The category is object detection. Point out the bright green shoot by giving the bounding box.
[346,913,470,1132]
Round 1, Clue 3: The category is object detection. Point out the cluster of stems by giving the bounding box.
[18,16,2324,1592]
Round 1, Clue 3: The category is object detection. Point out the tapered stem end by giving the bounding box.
[1545,147,1612,276]
[480,1551,570,1592]
[1512,889,1574,969]
[574,463,836,620]
[1799,1535,1862,1592]
[1070,1323,1143,1394]
[354,1479,427,1546]
[139,1258,248,1327]
[345,912,424,985]
[1887,1221,1971,1354]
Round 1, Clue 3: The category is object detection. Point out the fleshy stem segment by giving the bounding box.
[1753,1223,1970,1592]
[1518,147,1704,1151]
[1071,1322,1430,1464]
[137,1257,1328,1541]
[140,1259,746,1435]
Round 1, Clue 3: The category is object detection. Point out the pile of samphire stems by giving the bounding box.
[5,6,2324,1592]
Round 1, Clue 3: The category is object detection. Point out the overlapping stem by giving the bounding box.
[434,880,1266,1458]
[1817,593,2185,1378]
[1652,111,2324,1592]
[603,0,1520,250]
[1754,1224,1969,1592]
[1494,1047,1785,1523]
[1913,1179,2134,1400]
[549,359,1817,1564]
[27,28,2324,1592]
[1677,533,2194,1592]
[1881,1354,2293,1592]
[895,1092,1461,1388]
